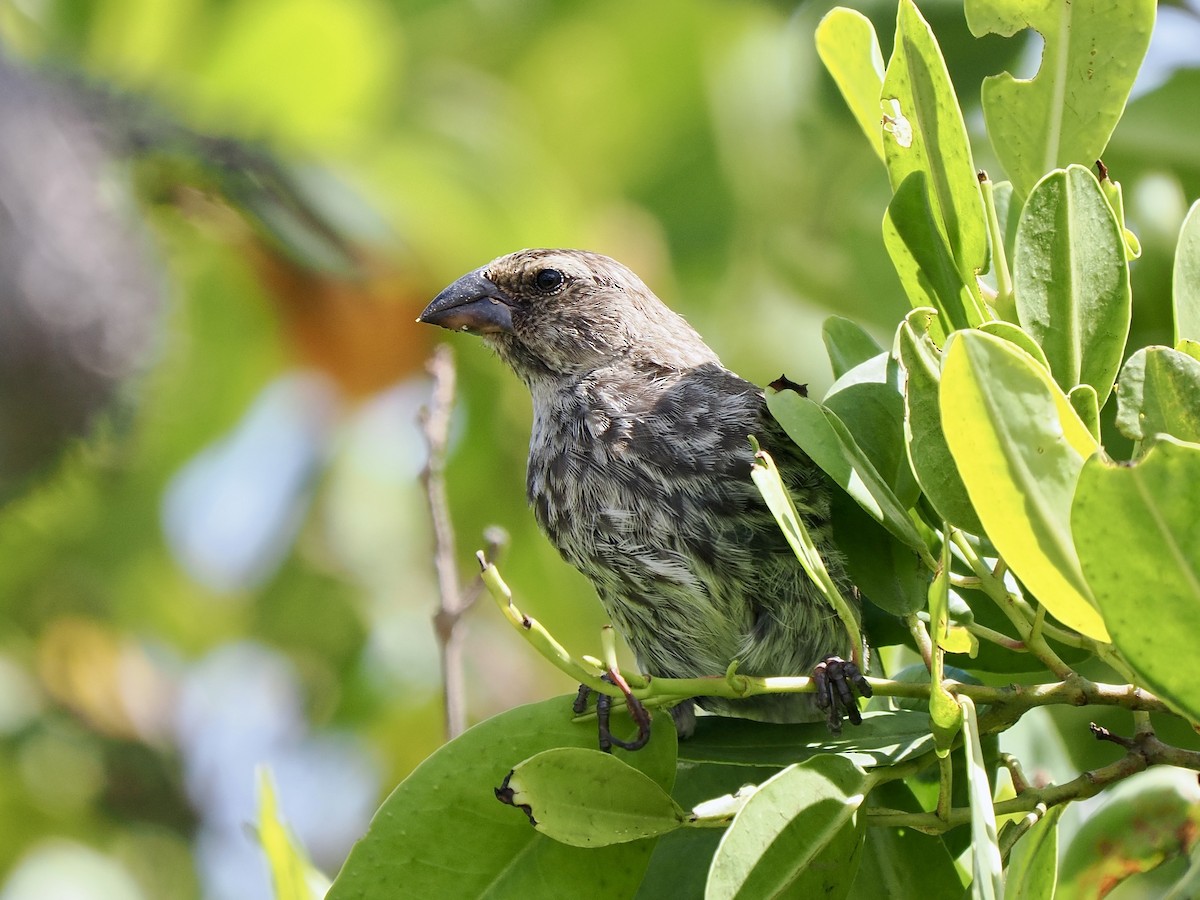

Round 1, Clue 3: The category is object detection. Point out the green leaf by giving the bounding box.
[961,697,1003,900]
[883,0,988,300]
[327,696,677,899]
[939,330,1107,641]
[499,747,686,847]
[680,709,937,770]
[832,492,929,617]
[1068,383,1100,443]
[638,762,781,900]
[822,316,884,381]
[978,320,1050,372]
[256,767,329,900]
[1174,200,1200,344]
[1114,346,1200,445]
[815,8,885,162]
[706,755,868,900]
[1072,438,1200,724]
[766,388,933,563]
[897,309,985,533]
[1099,171,1141,260]
[824,376,919,508]
[965,0,1156,200]
[1179,339,1200,365]
[884,173,980,339]
[1005,805,1064,900]
[1058,770,1200,900]
[849,780,964,900]
[1013,165,1132,402]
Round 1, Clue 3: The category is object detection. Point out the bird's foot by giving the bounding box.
[813,656,872,735]
[575,673,652,752]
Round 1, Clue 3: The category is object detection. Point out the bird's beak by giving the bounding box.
[417,269,515,335]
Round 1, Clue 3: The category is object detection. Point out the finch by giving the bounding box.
[419,249,867,735]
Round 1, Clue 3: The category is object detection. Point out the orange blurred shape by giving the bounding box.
[251,242,433,399]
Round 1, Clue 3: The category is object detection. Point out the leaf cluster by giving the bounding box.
[324,2,1200,897]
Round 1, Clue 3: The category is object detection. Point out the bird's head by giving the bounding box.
[418,249,718,381]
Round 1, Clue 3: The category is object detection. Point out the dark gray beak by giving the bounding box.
[418,269,515,335]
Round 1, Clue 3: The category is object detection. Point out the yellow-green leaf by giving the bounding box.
[940,330,1107,640]
[816,8,885,161]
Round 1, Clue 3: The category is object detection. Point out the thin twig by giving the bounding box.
[419,345,472,740]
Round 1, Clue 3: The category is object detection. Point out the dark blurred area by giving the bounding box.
[0,0,1197,897]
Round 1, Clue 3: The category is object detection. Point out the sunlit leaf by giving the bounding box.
[883,0,988,302]
[940,330,1107,640]
[965,0,1156,200]
[706,755,868,900]
[1072,438,1200,724]
[884,172,981,337]
[1114,346,1200,446]
[1014,166,1131,402]
[1174,200,1200,344]
[815,8,886,161]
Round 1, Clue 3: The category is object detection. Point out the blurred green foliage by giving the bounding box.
[0,0,1196,897]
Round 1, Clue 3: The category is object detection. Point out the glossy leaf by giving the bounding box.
[767,388,932,561]
[882,0,987,299]
[966,0,1156,200]
[1175,200,1200,344]
[328,696,677,899]
[500,747,686,847]
[939,330,1107,640]
[822,316,884,381]
[706,755,868,900]
[815,8,885,161]
[1114,346,1200,445]
[1099,171,1141,260]
[1072,438,1200,724]
[1014,165,1131,402]
[897,309,984,533]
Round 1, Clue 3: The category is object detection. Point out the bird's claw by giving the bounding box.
[576,673,652,752]
[813,656,872,735]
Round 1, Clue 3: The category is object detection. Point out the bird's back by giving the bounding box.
[526,360,853,723]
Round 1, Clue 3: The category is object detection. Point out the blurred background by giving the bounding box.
[0,0,1197,897]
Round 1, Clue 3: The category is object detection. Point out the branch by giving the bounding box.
[419,344,484,740]
[868,722,1200,832]
[477,554,1173,722]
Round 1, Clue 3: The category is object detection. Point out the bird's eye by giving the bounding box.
[534,268,564,292]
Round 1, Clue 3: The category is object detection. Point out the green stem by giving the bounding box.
[980,176,1016,321]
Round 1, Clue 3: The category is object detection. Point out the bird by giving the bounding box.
[418,249,868,738]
